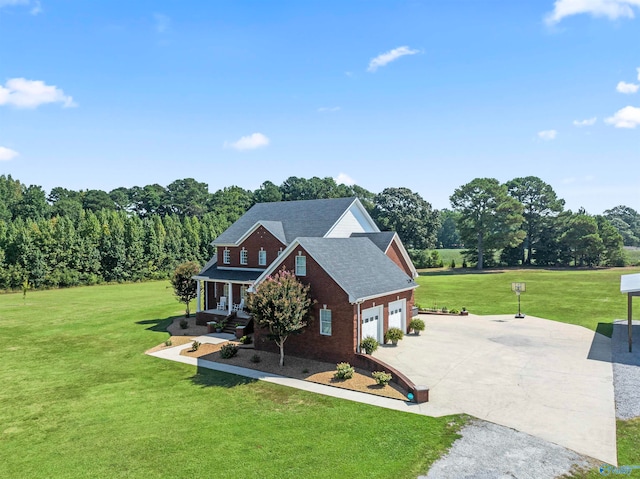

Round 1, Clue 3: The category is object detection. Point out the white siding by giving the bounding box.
[326,204,378,237]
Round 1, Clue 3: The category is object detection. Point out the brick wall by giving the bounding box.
[219,226,285,268]
[253,245,357,364]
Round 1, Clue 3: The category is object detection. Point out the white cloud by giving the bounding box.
[334,173,356,186]
[617,81,639,93]
[153,13,170,33]
[0,146,19,161]
[0,78,76,108]
[538,129,558,140]
[317,106,341,113]
[30,0,41,14]
[605,105,640,128]
[545,0,640,25]
[0,0,41,14]
[224,133,270,151]
[573,117,597,126]
[367,46,419,72]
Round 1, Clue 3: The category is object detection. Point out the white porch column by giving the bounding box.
[196,280,201,313]
[227,282,233,314]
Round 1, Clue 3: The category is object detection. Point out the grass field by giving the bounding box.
[434,248,465,267]
[0,282,462,479]
[2,270,639,477]
[416,267,640,333]
[625,247,640,266]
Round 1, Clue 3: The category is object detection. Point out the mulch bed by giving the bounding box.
[148,317,409,401]
[179,342,408,401]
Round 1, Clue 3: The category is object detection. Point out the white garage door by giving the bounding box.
[388,300,405,330]
[361,306,381,342]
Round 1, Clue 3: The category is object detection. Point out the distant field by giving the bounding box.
[434,248,465,267]
[415,267,640,333]
[0,282,461,479]
[625,246,640,266]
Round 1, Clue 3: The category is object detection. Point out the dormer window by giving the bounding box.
[223,249,230,264]
[258,249,267,266]
[240,248,248,265]
[295,253,306,276]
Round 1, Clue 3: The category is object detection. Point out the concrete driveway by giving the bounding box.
[374,314,617,465]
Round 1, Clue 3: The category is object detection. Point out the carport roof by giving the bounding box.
[621,273,640,294]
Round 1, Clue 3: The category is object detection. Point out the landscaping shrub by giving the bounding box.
[190,340,201,352]
[450,259,456,269]
[239,335,252,345]
[250,353,261,363]
[361,336,379,354]
[409,318,425,334]
[164,338,172,347]
[179,319,188,329]
[441,306,448,313]
[372,371,392,386]
[220,343,238,359]
[384,327,404,344]
[449,308,459,314]
[334,362,354,380]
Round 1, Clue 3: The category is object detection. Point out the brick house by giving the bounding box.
[193,197,418,363]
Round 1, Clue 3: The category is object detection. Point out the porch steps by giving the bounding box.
[222,315,252,335]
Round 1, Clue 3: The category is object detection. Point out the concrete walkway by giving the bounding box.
[374,314,617,465]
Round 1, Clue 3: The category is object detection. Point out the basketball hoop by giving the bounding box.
[511,282,526,318]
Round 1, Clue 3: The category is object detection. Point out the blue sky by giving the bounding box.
[0,0,639,214]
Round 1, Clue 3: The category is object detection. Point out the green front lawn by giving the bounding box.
[416,267,640,333]
[0,282,462,479]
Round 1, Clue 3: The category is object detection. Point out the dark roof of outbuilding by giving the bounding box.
[213,197,358,246]
[296,237,417,302]
[350,232,396,252]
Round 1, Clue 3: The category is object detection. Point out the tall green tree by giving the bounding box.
[254,180,283,203]
[560,213,603,267]
[372,187,440,249]
[604,205,640,246]
[166,178,210,217]
[506,176,564,264]
[209,186,254,224]
[450,178,524,270]
[247,269,313,367]
[436,209,462,248]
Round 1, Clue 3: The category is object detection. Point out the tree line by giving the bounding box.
[0,173,637,291]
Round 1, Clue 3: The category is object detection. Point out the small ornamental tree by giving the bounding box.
[170,261,200,317]
[247,268,313,367]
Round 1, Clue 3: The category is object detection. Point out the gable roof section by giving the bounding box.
[234,220,287,246]
[213,197,368,246]
[252,237,418,303]
[350,232,396,252]
[350,232,418,278]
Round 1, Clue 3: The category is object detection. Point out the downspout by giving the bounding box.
[356,300,363,353]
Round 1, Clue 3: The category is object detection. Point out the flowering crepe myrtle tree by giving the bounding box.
[247,268,313,367]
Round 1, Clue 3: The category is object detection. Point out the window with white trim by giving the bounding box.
[295,254,306,276]
[240,248,248,265]
[223,249,230,264]
[320,309,332,336]
[277,248,283,256]
[258,249,267,266]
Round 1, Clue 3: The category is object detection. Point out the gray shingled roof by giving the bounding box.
[350,232,396,252]
[297,237,417,302]
[197,262,262,283]
[213,197,357,246]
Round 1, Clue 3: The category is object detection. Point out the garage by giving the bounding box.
[361,306,382,342]
[388,299,405,330]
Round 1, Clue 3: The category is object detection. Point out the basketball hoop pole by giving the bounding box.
[512,282,525,318]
